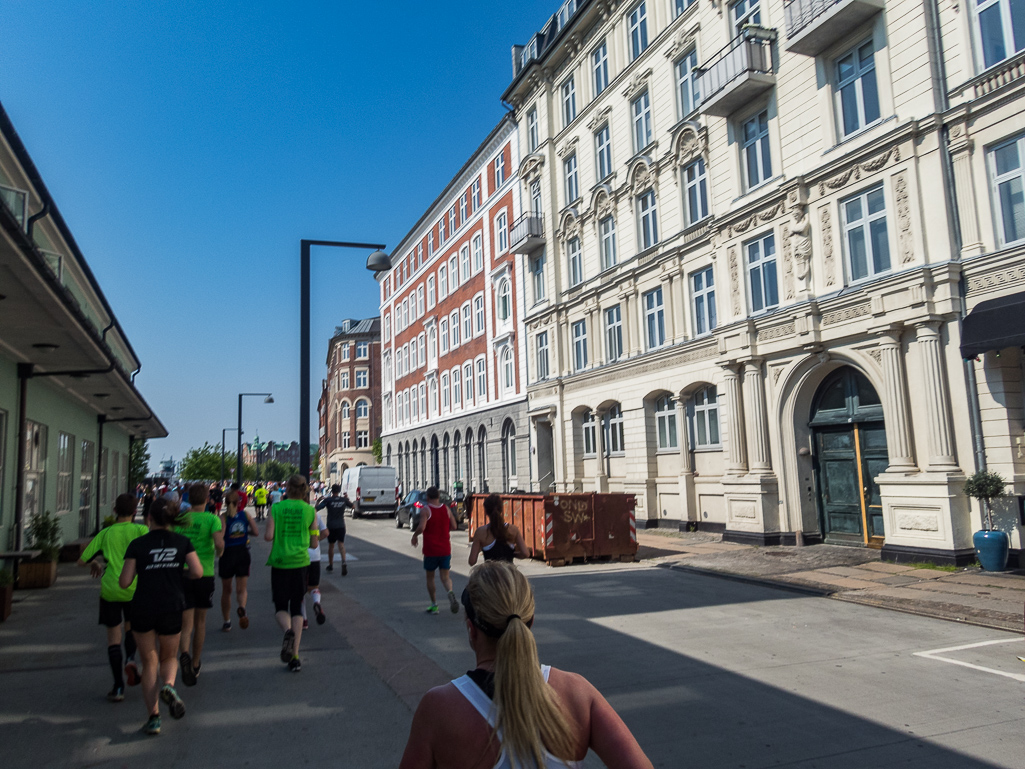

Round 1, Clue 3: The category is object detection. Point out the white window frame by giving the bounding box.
[974,0,1025,71]
[474,294,486,335]
[472,178,481,210]
[495,152,506,186]
[452,367,462,409]
[439,265,448,299]
[683,158,709,226]
[497,278,512,321]
[462,302,472,341]
[356,399,369,419]
[593,41,609,96]
[476,357,487,400]
[637,189,659,250]
[606,405,626,454]
[600,215,617,271]
[572,319,589,371]
[502,348,515,394]
[742,109,772,190]
[842,183,891,283]
[655,395,678,450]
[582,411,597,456]
[449,255,459,290]
[441,372,451,411]
[562,76,577,127]
[632,90,653,152]
[427,275,436,308]
[605,304,624,362]
[528,108,539,151]
[536,331,550,381]
[745,231,779,314]
[450,311,461,348]
[440,318,450,354]
[595,124,612,181]
[463,363,474,407]
[472,233,484,273]
[731,0,761,34]
[989,133,1025,246]
[692,266,717,336]
[568,237,583,287]
[691,385,721,448]
[643,286,666,350]
[834,40,881,139]
[628,2,649,61]
[675,50,700,119]
[564,153,579,203]
[496,211,509,253]
[531,252,546,302]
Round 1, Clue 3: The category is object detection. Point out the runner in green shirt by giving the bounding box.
[173,485,223,686]
[264,474,318,672]
[79,493,149,702]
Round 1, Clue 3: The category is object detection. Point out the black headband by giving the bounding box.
[461,587,533,639]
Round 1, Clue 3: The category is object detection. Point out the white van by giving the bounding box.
[341,465,399,517]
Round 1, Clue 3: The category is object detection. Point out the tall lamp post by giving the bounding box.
[221,427,239,485]
[299,239,390,481]
[238,393,273,484]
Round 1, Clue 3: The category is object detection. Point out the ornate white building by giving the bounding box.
[503,0,1025,564]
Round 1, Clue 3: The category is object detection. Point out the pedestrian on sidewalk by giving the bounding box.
[300,508,328,629]
[119,497,203,736]
[79,493,149,703]
[468,494,528,566]
[411,486,459,615]
[399,561,653,769]
[174,484,224,686]
[264,474,319,672]
[218,489,258,631]
[316,483,349,575]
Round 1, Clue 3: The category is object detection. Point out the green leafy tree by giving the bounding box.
[372,438,383,465]
[179,442,231,481]
[260,459,299,483]
[129,440,151,487]
[311,448,321,477]
[964,470,1007,531]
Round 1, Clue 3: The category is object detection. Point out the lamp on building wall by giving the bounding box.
[298,239,389,480]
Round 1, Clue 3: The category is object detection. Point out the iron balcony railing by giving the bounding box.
[785,0,845,38]
[509,212,545,249]
[695,26,776,107]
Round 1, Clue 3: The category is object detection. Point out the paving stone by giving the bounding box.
[859,561,918,574]
[780,572,881,590]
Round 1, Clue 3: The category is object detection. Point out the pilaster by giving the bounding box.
[877,329,917,471]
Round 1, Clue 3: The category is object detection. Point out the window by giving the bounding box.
[843,184,891,281]
[417,243,424,267]
[497,278,512,321]
[79,439,94,532]
[410,341,418,370]
[593,41,609,95]
[439,265,448,298]
[742,110,772,190]
[682,158,709,226]
[57,432,73,514]
[342,401,351,420]
[536,331,550,380]
[595,125,612,181]
[462,303,472,340]
[472,178,481,210]
[531,181,543,213]
[644,287,666,349]
[975,0,1025,69]
[440,319,450,353]
[411,388,419,421]
[384,314,391,342]
[420,383,426,417]
[691,386,721,447]
[731,0,761,33]
[746,232,778,313]
[460,194,468,222]
[572,320,588,371]
[342,431,351,449]
[474,295,485,334]
[416,286,424,317]
[637,189,659,249]
[449,255,459,290]
[606,405,625,453]
[600,216,617,270]
[450,311,460,348]
[582,412,597,455]
[356,399,369,419]
[440,215,447,245]
[427,275,436,308]
[676,50,700,118]
[496,211,508,252]
[340,371,350,389]
[472,233,484,272]
[629,2,649,60]
[476,358,487,399]
[564,153,579,203]
[341,343,350,361]
[356,369,369,388]
[452,368,462,408]
[442,372,451,410]
[528,108,539,151]
[495,152,506,186]
[655,396,678,449]
[990,134,1025,245]
[502,348,515,392]
[430,380,439,414]
[418,334,426,365]
[692,266,717,335]
[402,299,409,330]
[568,238,583,286]
[464,363,474,407]
[835,41,880,138]
[531,253,546,302]
[675,0,696,16]
[356,341,369,359]
[357,430,369,449]
[428,231,435,256]
[632,91,653,151]
[428,327,438,365]
[562,76,577,127]
[605,304,624,361]
[449,209,456,238]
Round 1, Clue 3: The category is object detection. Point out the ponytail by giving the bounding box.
[483,493,504,543]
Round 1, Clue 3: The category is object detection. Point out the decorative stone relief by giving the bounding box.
[728,246,740,316]
[820,205,835,288]
[965,264,1025,295]
[587,106,613,132]
[789,205,812,293]
[556,136,579,158]
[629,158,658,196]
[821,303,870,326]
[757,322,796,341]
[782,221,795,302]
[519,154,545,184]
[672,122,706,169]
[558,211,581,242]
[896,510,940,532]
[728,200,785,238]
[665,23,700,60]
[894,171,914,264]
[772,366,786,385]
[817,145,901,196]
[593,188,614,219]
[621,68,653,101]
[867,349,883,365]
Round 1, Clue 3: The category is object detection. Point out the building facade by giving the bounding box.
[379,117,529,496]
[318,318,382,486]
[0,101,166,553]
[503,0,1025,564]
[242,439,304,468]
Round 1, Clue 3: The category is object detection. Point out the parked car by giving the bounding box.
[395,489,457,530]
[341,465,399,517]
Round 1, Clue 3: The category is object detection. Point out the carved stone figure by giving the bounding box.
[789,205,812,292]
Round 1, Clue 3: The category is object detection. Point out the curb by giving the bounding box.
[656,561,835,597]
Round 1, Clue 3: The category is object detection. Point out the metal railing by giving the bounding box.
[784,0,847,38]
[509,212,545,248]
[695,27,776,106]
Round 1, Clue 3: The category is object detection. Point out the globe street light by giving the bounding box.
[238,393,273,485]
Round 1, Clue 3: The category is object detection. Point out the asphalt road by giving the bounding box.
[1,514,1023,768]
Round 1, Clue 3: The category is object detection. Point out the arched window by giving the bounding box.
[421,438,428,485]
[605,404,625,454]
[465,428,474,488]
[412,442,419,488]
[429,379,438,416]
[341,401,351,419]
[655,395,678,450]
[497,279,512,321]
[690,386,720,447]
[452,368,462,408]
[356,399,369,419]
[581,411,597,455]
[477,426,488,491]
[453,431,461,482]
[386,444,392,467]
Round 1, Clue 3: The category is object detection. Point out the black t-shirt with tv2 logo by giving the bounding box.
[125,529,196,615]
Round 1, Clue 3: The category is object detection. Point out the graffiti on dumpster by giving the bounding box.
[561,499,591,525]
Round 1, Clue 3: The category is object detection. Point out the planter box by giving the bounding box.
[0,584,12,621]
[17,560,57,589]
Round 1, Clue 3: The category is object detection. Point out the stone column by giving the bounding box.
[877,330,917,470]
[721,365,748,474]
[948,123,984,259]
[674,268,688,344]
[674,395,692,473]
[661,275,677,343]
[743,359,772,473]
[594,408,609,492]
[916,322,959,469]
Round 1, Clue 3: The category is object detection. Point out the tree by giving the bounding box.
[311,448,321,477]
[130,440,151,487]
[261,459,298,483]
[372,438,383,465]
[179,443,230,481]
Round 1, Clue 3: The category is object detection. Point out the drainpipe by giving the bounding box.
[94,415,106,534]
[13,364,32,552]
[131,364,141,384]
[26,201,49,241]
[127,435,135,495]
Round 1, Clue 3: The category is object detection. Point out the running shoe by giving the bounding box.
[179,652,196,687]
[426,604,440,615]
[237,606,249,630]
[342,563,348,576]
[288,656,302,672]
[314,602,326,625]
[124,661,140,687]
[160,685,186,719]
[222,621,231,632]
[326,563,333,572]
[107,685,125,703]
[280,629,295,663]
[143,715,161,735]
[448,590,459,614]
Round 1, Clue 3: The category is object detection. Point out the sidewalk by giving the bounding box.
[637,529,1025,632]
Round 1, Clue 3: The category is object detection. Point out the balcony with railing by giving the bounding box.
[695,28,777,118]
[783,0,884,56]
[509,212,546,254]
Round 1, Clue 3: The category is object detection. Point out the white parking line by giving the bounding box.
[914,638,1025,682]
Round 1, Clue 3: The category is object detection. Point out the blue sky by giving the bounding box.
[0,0,556,469]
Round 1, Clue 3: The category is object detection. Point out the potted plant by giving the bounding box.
[0,569,13,621]
[19,510,62,589]
[964,470,1009,572]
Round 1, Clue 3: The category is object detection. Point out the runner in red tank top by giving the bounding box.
[411,487,460,615]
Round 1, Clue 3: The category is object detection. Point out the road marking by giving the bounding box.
[914,638,1025,682]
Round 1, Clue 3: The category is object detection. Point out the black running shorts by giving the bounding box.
[271,566,307,617]
[98,598,132,628]
[327,527,345,544]
[218,546,252,579]
[306,561,321,588]
[131,610,183,636]
[184,576,216,610]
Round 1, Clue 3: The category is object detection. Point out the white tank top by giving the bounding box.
[451,665,582,769]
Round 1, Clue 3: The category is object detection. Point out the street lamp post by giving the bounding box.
[299,239,390,481]
[221,427,239,485]
[238,393,273,485]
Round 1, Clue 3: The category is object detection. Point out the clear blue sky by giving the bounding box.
[0,0,556,469]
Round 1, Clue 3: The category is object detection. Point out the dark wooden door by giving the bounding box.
[816,426,865,543]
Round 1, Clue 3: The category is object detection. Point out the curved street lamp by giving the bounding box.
[238,392,273,485]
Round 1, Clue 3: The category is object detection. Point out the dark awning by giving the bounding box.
[961,291,1025,358]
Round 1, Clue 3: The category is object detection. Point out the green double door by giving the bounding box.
[811,368,889,547]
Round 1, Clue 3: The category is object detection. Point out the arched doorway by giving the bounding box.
[811,367,888,547]
[430,435,440,488]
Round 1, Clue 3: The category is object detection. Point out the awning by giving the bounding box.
[960,291,1025,358]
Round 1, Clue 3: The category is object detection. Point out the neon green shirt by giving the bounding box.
[174,511,223,577]
[266,499,316,569]
[81,521,149,602]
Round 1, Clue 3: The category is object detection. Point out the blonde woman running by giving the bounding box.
[398,561,652,769]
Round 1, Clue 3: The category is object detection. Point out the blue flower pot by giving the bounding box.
[973,529,1009,572]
